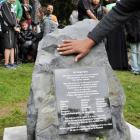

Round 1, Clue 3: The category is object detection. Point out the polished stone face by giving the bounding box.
[27,19,130,140]
[55,67,113,135]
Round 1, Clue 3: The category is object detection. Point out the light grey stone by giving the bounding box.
[27,19,130,140]
[127,123,140,140]
[3,126,27,140]
[2,123,140,140]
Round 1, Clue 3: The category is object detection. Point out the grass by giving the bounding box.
[0,63,34,137]
[0,64,140,138]
[116,71,140,128]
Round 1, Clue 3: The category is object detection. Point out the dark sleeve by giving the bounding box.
[1,3,16,27]
[0,15,9,32]
[82,0,90,10]
[18,33,26,43]
[35,32,43,42]
[88,0,140,43]
[31,32,37,42]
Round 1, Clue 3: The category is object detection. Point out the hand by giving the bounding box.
[14,27,20,33]
[57,38,95,62]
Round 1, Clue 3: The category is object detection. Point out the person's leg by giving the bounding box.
[10,48,14,64]
[130,43,139,73]
[4,48,10,65]
[137,43,140,70]
[22,46,28,62]
[31,43,37,61]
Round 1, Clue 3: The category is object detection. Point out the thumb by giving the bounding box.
[75,54,84,62]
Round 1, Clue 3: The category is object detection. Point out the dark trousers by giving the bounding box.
[19,42,37,62]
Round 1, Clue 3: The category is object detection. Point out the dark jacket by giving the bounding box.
[18,28,36,44]
[22,4,32,19]
[78,0,91,20]
[88,0,140,43]
[91,4,106,20]
[0,1,17,32]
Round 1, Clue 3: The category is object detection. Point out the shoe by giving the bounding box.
[10,63,18,68]
[131,70,140,75]
[127,64,132,71]
[4,64,11,68]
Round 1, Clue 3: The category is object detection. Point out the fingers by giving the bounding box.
[57,39,77,56]
[58,40,73,48]
[75,53,84,62]
[57,46,71,51]
[62,40,73,44]
[59,49,75,55]
[57,40,74,55]
[58,43,71,48]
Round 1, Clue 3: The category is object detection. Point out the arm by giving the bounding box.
[58,0,139,62]
[103,6,109,14]
[88,0,139,43]
[1,2,17,27]
[86,9,97,20]
[81,0,97,20]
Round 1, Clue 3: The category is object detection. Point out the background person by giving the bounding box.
[0,0,23,23]
[12,0,23,23]
[77,0,98,20]
[36,6,58,39]
[57,0,140,63]
[18,20,37,62]
[21,0,32,27]
[0,0,20,68]
[69,4,78,25]
[90,0,108,20]
[46,4,58,25]
[125,11,140,74]
[104,0,129,70]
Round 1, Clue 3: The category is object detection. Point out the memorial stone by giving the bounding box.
[27,19,130,140]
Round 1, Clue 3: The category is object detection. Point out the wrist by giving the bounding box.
[85,38,95,49]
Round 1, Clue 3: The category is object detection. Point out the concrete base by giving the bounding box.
[127,123,140,140]
[2,123,140,140]
[3,126,27,140]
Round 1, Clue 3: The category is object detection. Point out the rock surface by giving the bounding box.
[27,19,130,140]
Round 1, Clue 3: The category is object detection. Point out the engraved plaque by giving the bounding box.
[54,67,113,135]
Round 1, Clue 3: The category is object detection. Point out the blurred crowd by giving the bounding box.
[0,0,58,68]
[0,0,140,75]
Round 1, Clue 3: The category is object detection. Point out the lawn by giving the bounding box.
[116,71,140,127]
[0,64,140,138]
[0,63,34,138]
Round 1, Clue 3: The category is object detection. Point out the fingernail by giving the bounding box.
[59,52,63,54]
[75,58,77,62]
